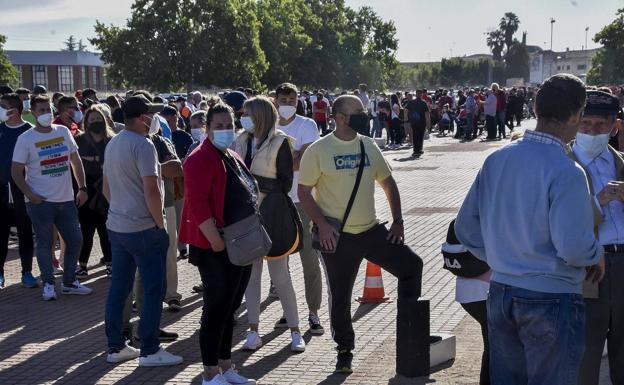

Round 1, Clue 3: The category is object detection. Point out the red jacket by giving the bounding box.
[495,90,507,112]
[179,139,241,250]
[53,117,79,136]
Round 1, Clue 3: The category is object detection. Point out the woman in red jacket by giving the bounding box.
[179,103,258,385]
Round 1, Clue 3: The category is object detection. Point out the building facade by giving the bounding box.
[6,50,110,92]
[529,48,599,85]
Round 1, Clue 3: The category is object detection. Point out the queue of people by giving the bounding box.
[2,74,624,385]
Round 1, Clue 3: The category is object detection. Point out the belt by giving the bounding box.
[604,244,624,253]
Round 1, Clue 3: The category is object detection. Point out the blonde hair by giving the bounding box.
[243,96,278,145]
[83,106,115,138]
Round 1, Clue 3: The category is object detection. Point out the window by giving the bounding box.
[58,65,74,92]
[557,65,561,71]
[566,65,570,70]
[15,65,23,86]
[91,67,97,88]
[32,65,47,88]
[577,64,587,70]
[81,66,87,87]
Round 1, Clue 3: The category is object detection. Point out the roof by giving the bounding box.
[6,50,104,67]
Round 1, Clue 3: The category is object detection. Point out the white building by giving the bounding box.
[529,47,599,85]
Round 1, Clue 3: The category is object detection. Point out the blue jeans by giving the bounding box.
[465,114,474,139]
[371,116,383,138]
[105,227,169,356]
[26,201,82,285]
[487,281,586,385]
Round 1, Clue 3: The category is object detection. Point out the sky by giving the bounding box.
[1,0,623,62]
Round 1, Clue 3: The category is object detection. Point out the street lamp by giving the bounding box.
[585,27,589,51]
[550,18,556,51]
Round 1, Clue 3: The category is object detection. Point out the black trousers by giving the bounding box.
[193,246,251,366]
[78,207,111,265]
[321,224,423,351]
[0,182,34,275]
[461,301,490,385]
[390,118,402,144]
[411,125,426,155]
[579,252,624,385]
[485,115,497,139]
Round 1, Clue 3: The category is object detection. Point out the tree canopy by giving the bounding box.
[485,12,528,81]
[0,35,18,88]
[90,0,398,91]
[586,8,624,85]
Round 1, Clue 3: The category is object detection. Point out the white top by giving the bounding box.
[12,124,78,203]
[573,144,624,245]
[455,276,490,304]
[277,115,320,203]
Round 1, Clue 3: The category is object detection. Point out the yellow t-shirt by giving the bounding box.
[299,133,392,234]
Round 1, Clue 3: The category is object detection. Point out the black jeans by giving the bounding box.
[321,224,423,351]
[461,301,490,385]
[193,246,251,366]
[411,124,426,155]
[78,207,111,265]
[579,252,624,385]
[390,118,402,144]
[0,182,34,275]
[485,115,497,139]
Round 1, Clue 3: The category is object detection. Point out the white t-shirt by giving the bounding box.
[277,115,320,203]
[12,124,78,203]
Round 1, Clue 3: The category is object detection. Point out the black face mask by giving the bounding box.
[348,112,369,135]
[89,121,106,134]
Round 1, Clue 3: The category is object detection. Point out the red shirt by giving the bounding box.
[179,139,242,250]
[53,116,79,136]
[495,90,507,112]
[313,100,328,122]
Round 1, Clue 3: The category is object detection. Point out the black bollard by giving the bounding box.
[396,297,430,377]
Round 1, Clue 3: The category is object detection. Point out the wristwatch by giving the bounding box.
[79,186,88,192]
[393,217,404,225]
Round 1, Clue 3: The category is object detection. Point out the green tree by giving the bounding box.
[91,0,267,90]
[586,8,624,85]
[63,35,77,51]
[499,12,520,50]
[0,35,18,87]
[504,39,529,80]
[486,30,505,62]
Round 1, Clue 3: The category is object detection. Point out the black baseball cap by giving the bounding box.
[584,90,621,117]
[122,95,164,119]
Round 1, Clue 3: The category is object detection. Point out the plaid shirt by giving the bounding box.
[522,130,570,154]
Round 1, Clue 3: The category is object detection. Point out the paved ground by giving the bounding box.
[0,119,612,384]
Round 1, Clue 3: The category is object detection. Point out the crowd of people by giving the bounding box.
[1,74,624,385]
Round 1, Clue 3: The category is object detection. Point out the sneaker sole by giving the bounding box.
[138,359,183,367]
[61,290,93,295]
[42,296,57,301]
[335,367,353,374]
[107,354,139,363]
[309,328,325,335]
[291,347,306,353]
[242,344,262,351]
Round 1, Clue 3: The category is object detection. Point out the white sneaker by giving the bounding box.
[42,283,57,301]
[291,331,306,352]
[242,331,262,351]
[202,373,231,385]
[61,280,93,295]
[139,348,183,367]
[222,365,256,385]
[107,345,140,363]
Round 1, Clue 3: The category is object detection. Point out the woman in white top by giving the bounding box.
[389,94,403,149]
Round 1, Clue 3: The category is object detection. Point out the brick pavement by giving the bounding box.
[0,119,611,384]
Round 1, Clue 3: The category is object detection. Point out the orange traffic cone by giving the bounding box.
[357,262,391,304]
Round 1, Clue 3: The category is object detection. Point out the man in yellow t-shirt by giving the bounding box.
[298,95,424,374]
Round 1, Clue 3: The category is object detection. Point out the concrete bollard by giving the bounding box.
[396,297,430,377]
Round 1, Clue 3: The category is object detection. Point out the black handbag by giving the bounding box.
[311,140,366,254]
[441,219,490,278]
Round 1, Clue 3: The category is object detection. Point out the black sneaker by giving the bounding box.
[159,329,178,342]
[75,266,88,279]
[122,328,134,345]
[167,299,182,312]
[308,314,324,335]
[274,316,288,329]
[105,265,112,278]
[335,349,353,374]
[135,329,178,343]
[178,249,188,260]
[192,283,204,293]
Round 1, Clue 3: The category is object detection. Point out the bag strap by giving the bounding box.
[339,139,366,232]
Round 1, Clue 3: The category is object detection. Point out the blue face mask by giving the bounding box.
[212,129,235,150]
[576,132,611,159]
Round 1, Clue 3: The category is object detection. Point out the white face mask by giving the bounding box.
[191,128,203,141]
[0,106,8,122]
[575,132,611,159]
[278,105,296,120]
[37,112,53,127]
[73,110,83,123]
[148,114,160,135]
[240,116,254,133]
[22,99,31,112]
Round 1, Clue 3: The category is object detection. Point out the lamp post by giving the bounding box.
[585,27,589,51]
[550,18,556,51]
